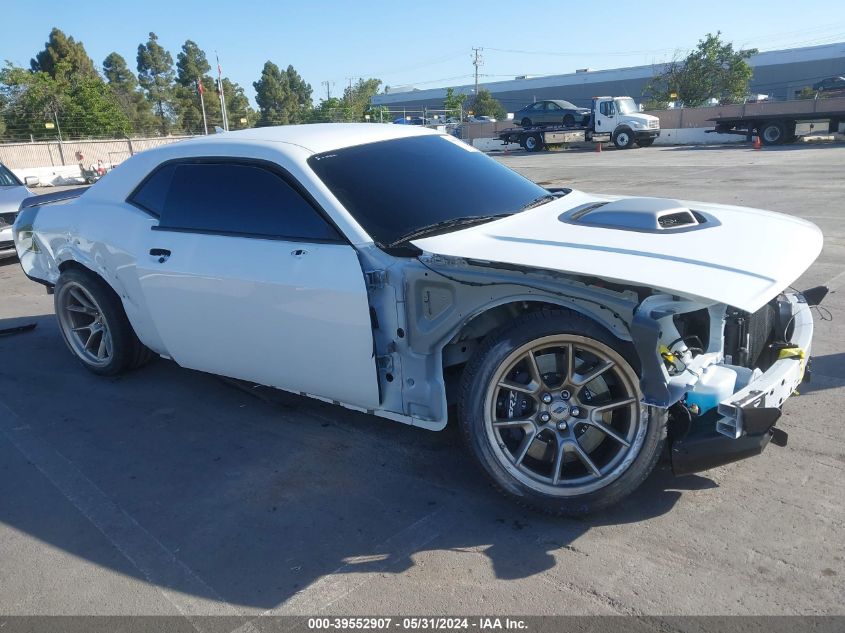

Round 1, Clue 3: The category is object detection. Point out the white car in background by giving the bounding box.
[13,124,825,515]
[0,163,35,260]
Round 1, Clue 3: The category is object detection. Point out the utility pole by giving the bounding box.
[472,47,483,101]
[345,78,355,121]
[321,80,333,100]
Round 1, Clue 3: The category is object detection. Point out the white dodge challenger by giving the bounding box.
[13,124,826,515]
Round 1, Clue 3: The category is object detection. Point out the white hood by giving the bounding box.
[412,190,823,312]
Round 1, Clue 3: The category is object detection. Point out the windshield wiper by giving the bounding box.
[388,214,512,247]
[517,193,558,211]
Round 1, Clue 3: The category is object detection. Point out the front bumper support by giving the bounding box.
[671,291,814,475]
[671,406,786,476]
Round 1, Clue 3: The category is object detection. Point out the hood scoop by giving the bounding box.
[564,197,713,233]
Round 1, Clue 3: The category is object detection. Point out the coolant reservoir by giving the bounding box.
[685,365,738,415]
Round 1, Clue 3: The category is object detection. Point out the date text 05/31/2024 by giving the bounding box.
[307,617,528,630]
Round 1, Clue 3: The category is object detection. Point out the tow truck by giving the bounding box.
[499,96,661,152]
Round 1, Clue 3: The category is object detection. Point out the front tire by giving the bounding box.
[563,114,575,126]
[54,267,154,376]
[458,310,666,515]
[637,138,655,147]
[613,128,635,149]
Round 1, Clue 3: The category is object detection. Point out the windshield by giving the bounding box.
[615,98,638,115]
[308,135,549,247]
[0,164,22,187]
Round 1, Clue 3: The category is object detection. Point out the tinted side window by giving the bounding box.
[153,162,340,241]
[131,163,177,216]
[0,164,22,186]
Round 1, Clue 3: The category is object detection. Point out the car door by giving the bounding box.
[544,101,563,124]
[131,159,380,409]
[594,100,617,133]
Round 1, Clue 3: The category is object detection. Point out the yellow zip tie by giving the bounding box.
[778,347,806,384]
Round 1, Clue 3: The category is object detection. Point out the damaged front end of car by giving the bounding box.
[632,286,828,476]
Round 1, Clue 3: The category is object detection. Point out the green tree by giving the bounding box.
[342,78,383,122]
[103,52,157,135]
[175,40,211,88]
[309,97,347,123]
[0,63,129,140]
[254,61,288,125]
[173,40,213,134]
[364,104,389,122]
[221,79,256,129]
[443,87,467,119]
[645,32,757,107]
[30,28,99,82]
[62,78,131,137]
[254,62,312,126]
[0,64,66,140]
[283,65,312,123]
[137,32,176,134]
[470,88,506,120]
[795,86,817,100]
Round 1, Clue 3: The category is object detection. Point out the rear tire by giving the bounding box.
[523,133,543,152]
[458,309,666,516]
[759,120,787,145]
[520,118,532,128]
[54,267,155,376]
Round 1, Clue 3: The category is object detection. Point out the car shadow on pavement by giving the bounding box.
[803,352,845,393]
[0,313,715,611]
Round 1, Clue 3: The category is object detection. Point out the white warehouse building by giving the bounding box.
[370,42,845,112]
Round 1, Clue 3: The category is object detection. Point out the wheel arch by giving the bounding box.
[439,296,632,377]
[612,125,634,141]
[446,294,630,358]
[57,256,125,299]
[56,255,167,357]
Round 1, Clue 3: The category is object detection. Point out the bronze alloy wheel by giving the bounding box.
[56,279,114,368]
[483,334,646,497]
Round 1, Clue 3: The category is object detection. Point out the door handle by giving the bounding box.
[291,249,308,258]
[149,248,171,263]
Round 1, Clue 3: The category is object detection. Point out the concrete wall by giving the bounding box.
[0,136,192,171]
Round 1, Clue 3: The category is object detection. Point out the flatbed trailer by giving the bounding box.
[708,109,845,145]
[498,125,612,152]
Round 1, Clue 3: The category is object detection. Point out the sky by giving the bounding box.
[1,0,844,105]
